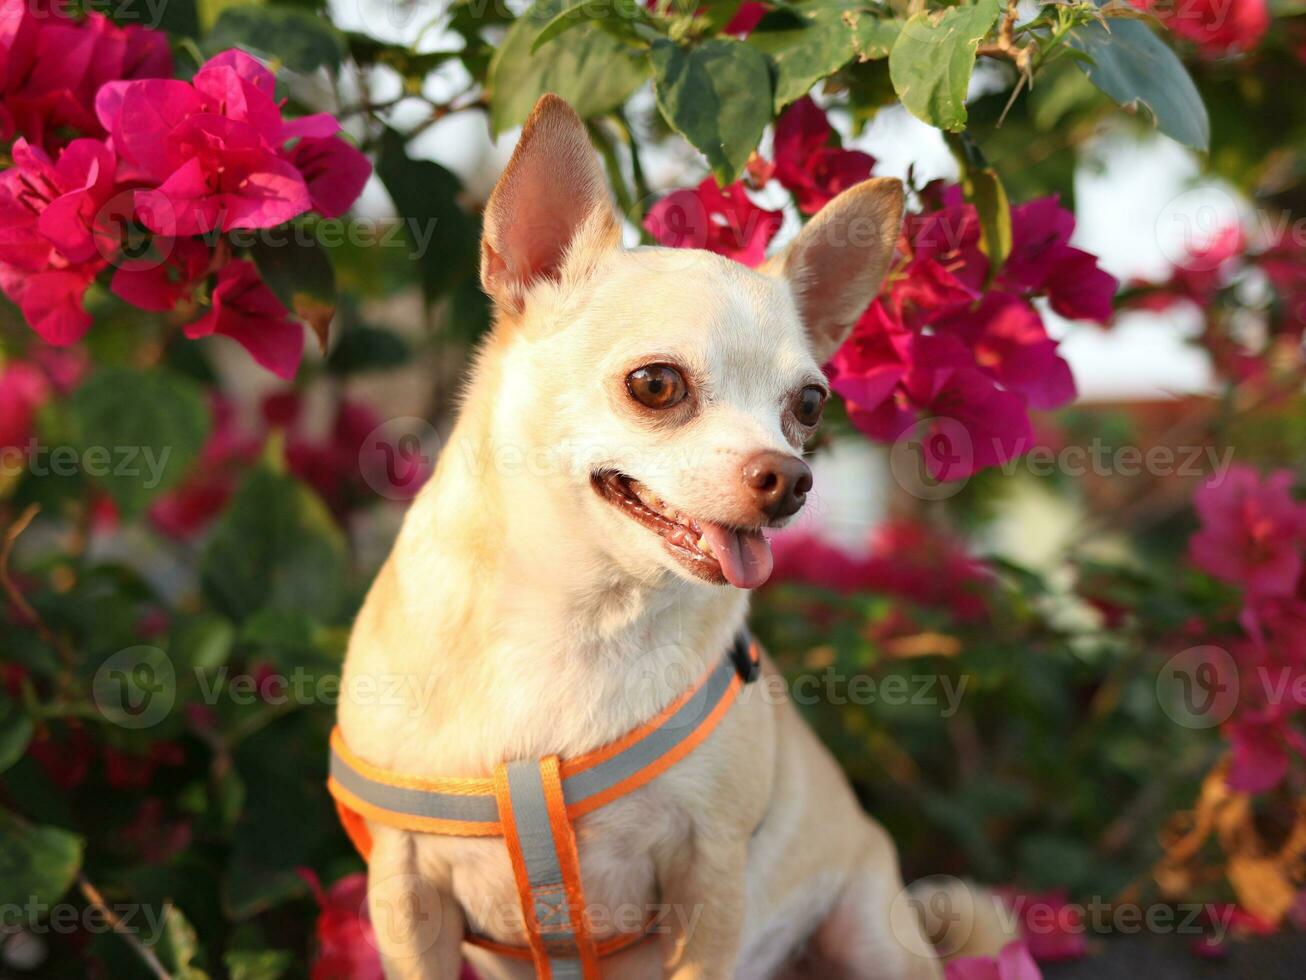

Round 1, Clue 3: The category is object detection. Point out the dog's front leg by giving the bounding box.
[367,828,465,980]
[659,836,748,980]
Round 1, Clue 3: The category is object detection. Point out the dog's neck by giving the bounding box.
[366,356,748,770]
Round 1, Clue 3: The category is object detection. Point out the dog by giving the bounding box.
[335,94,1013,979]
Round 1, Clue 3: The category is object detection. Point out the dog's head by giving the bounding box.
[477,95,902,591]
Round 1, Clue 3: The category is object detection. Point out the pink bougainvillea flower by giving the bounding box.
[945,940,1043,980]
[1189,466,1306,599]
[724,1,768,36]
[0,5,171,150]
[185,260,305,380]
[645,177,782,267]
[0,138,117,270]
[828,302,912,411]
[0,264,98,344]
[1226,717,1290,792]
[769,520,993,621]
[110,236,213,312]
[851,333,1034,479]
[995,889,1088,963]
[1001,196,1117,323]
[0,360,49,450]
[772,96,876,215]
[134,115,312,236]
[286,136,374,218]
[933,293,1076,410]
[1130,0,1269,56]
[300,870,384,980]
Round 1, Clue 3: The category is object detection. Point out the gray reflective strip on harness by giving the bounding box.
[329,632,753,826]
[503,760,584,978]
[328,751,500,823]
[560,652,737,807]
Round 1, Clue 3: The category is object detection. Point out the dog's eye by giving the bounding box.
[627,365,687,410]
[794,386,826,427]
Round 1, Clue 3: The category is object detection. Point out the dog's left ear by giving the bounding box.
[762,177,904,363]
[481,94,621,314]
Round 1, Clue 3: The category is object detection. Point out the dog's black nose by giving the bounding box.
[742,451,812,520]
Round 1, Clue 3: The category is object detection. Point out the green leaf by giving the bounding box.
[206,5,346,72]
[154,905,211,980]
[375,129,479,304]
[0,809,84,924]
[1067,14,1210,151]
[650,38,773,183]
[489,0,648,134]
[0,692,33,775]
[225,949,292,980]
[889,0,1003,132]
[966,165,1012,275]
[173,614,236,674]
[946,133,1012,277]
[848,9,900,61]
[68,368,210,519]
[247,232,337,353]
[530,0,647,54]
[201,467,347,623]
[746,0,860,112]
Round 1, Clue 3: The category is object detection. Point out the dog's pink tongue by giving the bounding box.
[701,523,773,589]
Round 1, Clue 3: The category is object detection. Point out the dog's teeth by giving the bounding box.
[697,534,712,556]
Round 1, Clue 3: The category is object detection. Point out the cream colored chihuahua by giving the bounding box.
[335,95,1011,979]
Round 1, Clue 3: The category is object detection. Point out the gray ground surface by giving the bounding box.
[1043,933,1306,978]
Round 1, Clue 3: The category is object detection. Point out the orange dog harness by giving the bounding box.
[328,632,761,979]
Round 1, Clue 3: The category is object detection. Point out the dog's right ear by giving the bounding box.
[480,94,621,314]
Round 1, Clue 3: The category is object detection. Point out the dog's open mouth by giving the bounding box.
[591,471,774,589]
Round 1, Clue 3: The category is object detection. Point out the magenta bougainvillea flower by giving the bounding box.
[994,889,1088,963]
[0,6,371,379]
[1190,466,1306,599]
[0,138,117,342]
[0,0,171,151]
[772,96,876,215]
[645,177,782,267]
[945,940,1043,980]
[650,98,1116,481]
[1131,0,1269,56]
[185,260,305,380]
[769,520,993,622]
[0,360,48,450]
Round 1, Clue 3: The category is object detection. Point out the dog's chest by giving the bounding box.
[424,782,688,944]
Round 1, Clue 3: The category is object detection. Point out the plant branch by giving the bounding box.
[1,504,75,679]
[77,876,173,980]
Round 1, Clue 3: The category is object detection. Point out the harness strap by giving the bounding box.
[494,758,600,979]
[328,631,761,967]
